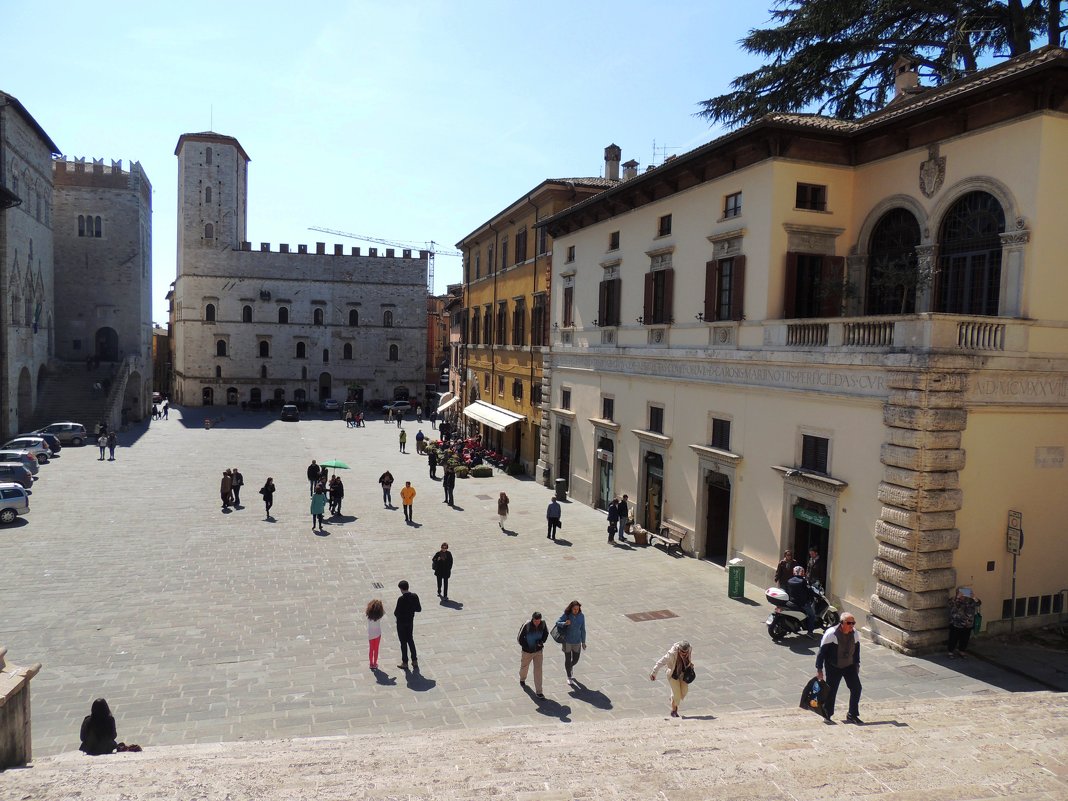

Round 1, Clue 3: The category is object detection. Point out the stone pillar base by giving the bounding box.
[867,614,949,655]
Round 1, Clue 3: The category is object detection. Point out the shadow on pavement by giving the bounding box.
[533,694,572,722]
[314,529,331,537]
[731,596,762,607]
[552,539,573,547]
[405,671,436,692]
[372,669,397,686]
[440,599,464,610]
[568,680,613,710]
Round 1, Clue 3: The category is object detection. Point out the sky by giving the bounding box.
[4,0,770,323]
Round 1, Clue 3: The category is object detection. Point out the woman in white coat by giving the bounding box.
[650,640,694,718]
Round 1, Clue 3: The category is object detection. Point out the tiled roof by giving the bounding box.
[549,177,620,188]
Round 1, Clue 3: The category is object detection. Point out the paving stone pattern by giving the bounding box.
[0,408,1046,759]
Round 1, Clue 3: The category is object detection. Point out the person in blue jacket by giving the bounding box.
[815,613,861,724]
[556,600,587,686]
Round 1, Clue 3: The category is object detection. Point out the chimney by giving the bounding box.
[604,143,621,181]
[893,55,920,100]
[622,159,639,180]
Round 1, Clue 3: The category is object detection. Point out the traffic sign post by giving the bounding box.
[1007,510,1023,633]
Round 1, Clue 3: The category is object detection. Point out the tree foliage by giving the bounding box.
[699,0,1066,128]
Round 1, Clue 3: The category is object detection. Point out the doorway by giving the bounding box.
[643,451,664,532]
[95,327,119,362]
[319,372,332,400]
[202,387,214,406]
[792,498,830,590]
[704,471,731,565]
[226,387,239,405]
[595,435,614,511]
[556,424,572,492]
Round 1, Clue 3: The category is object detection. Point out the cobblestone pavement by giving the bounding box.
[0,407,1049,758]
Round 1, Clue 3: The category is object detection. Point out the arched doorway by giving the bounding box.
[274,388,285,402]
[17,367,32,431]
[319,372,332,401]
[95,327,119,362]
[202,387,214,406]
[250,388,262,405]
[226,387,239,405]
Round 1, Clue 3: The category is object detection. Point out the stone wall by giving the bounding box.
[0,647,42,770]
[869,370,968,653]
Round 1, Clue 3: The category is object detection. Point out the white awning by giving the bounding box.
[437,395,459,414]
[463,400,526,432]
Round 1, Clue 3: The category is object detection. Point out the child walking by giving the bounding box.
[366,599,384,670]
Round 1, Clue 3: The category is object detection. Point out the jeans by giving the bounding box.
[382,487,392,506]
[563,642,582,678]
[397,621,417,664]
[824,663,861,719]
[801,602,817,634]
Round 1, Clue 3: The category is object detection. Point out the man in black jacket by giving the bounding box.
[306,460,321,496]
[394,580,422,670]
[517,611,548,697]
[787,566,818,636]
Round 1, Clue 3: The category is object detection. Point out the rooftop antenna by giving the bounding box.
[652,139,682,167]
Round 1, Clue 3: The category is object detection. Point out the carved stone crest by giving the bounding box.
[919,144,946,198]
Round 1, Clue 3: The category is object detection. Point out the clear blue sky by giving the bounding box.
[5,1,769,323]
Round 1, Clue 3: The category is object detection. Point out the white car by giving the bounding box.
[2,437,51,464]
[0,482,29,524]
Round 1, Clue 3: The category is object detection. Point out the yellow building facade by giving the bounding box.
[456,160,618,473]
[541,49,1068,652]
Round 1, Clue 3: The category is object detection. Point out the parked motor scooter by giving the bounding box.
[765,584,840,641]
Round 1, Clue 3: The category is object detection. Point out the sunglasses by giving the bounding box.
[841,620,855,626]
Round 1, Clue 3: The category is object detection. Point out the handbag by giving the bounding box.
[550,623,566,644]
[682,665,696,684]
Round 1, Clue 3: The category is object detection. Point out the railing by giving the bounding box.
[786,323,828,347]
[957,320,1005,351]
[844,320,895,347]
[102,355,135,430]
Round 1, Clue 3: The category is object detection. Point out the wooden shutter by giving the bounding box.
[598,280,608,326]
[783,252,799,319]
[821,256,845,317]
[662,268,675,324]
[609,278,622,326]
[730,255,746,321]
[704,261,717,321]
[643,272,654,323]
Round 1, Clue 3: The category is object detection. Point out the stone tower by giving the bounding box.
[174,132,249,272]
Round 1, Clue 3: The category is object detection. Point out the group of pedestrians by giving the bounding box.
[219,468,244,510]
[96,428,119,461]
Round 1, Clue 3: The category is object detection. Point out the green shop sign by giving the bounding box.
[794,507,830,528]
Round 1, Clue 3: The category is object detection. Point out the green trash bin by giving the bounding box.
[727,558,745,599]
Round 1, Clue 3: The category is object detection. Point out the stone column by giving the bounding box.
[869,370,966,653]
[536,353,553,486]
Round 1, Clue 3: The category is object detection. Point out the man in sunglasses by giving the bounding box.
[814,614,862,724]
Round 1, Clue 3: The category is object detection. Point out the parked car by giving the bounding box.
[320,398,340,412]
[381,400,412,415]
[19,431,61,454]
[36,422,88,446]
[0,482,29,524]
[280,404,300,422]
[0,463,33,489]
[2,437,51,464]
[0,451,39,476]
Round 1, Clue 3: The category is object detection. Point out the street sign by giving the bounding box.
[1007,509,1023,555]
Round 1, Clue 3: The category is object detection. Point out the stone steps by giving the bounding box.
[27,362,116,432]
[6,692,1066,800]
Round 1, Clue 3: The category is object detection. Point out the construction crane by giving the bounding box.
[308,226,462,294]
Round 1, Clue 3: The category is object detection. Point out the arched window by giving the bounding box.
[78,214,85,237]
[260,365,268,379]
[383,310,393,327]
[216,339,227,357]
[296,341,306,359]
[313,308,324,326]
[242,305,252,323]
[205,146,213,165]
[936,191,1005,316]
[205,303,216,322]
[258,341,270,358]
[215,366,222,378]
[323,348,330,363]
[349,309,359,326]
[866,208,921,315]
[343,342,353,360]
[389,344,399,361]
[204,223,214,240]
[278,307,289,324]
[94,216,102,237]
[204,185,212,203]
